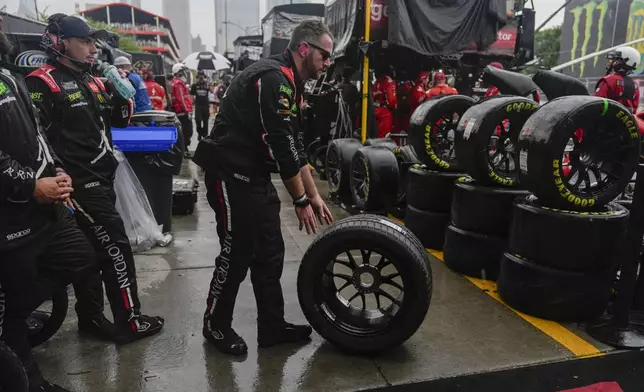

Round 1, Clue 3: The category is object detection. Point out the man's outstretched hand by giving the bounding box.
[310,195,334,225]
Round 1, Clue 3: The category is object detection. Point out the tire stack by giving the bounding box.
[406,95,475,249]
[326,138,363,204]
[391,145,420,218]
[446,97,538,280]
[349,141,400,212]
[498,95,640,321]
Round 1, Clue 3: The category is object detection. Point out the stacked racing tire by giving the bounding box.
[497,96,639,321]
[405,96,474,248]
[444,97,537,279]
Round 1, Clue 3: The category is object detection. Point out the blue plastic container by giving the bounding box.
[111,126,178,152]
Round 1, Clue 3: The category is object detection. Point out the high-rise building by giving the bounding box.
[215,0,260,56]
[163,0,192,57]
[16,0,37,20]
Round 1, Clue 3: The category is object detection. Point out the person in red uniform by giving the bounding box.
[407,71,430,116]
[396,77,414,132]
[484,62,504,98]
[372,69,397,138]
[427,71,458,99]
[595,46,640,113]
[143,68,167,111]
[171,63,194,156]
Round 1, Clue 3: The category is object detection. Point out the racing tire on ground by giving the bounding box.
[327,138,363,197]
[406,166,465,212]
[393,145,421,205]
[297,214,432,355]
[497,253,615,321]
[443,225,506,281]
[509,196,628,272]
[451,177,530,237]
[364,138,398,151]
[350,146,400,211]
[28,286,69,347]
[518,96,641,210]
[408,95,476,172]
[0,342,28,392]
[404,205,450,250]
[455,96,539,187]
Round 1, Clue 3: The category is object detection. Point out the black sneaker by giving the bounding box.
[203,325,248,356]
[77,314,115,341]
[31,381,73,392]
[258,322,312,348]
[113,315,165,345]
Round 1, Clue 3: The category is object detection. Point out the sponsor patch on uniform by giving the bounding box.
[84,181,100,189]
[30,92,43,102]
[0,82,7,96]
[279,97,290,109]
[67,91,83,102]
[62,81,79,90]
[279,84,293,98]
[7,228,30,241]
[88,82,99,93]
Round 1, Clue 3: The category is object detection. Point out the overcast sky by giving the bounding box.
[3,0,566,53]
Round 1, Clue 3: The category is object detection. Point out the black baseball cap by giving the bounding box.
[48,14,108,40]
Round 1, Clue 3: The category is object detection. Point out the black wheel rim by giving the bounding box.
[429,112,460,164]
[327,147,342,192]
[316,248,405,336]
[488,119,518,179]
[351,155,369,203]
[561,123,633,198]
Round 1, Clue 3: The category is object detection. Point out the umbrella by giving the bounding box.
[182,51,231,71]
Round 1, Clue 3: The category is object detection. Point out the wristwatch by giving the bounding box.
[293,193,310,208]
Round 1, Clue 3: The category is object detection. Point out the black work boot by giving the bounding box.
[203,324,248,356]
[113,315,165,345]
[257,322,312,348]
[77,314,115,341]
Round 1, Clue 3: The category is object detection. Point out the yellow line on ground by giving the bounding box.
[389,214,603,358]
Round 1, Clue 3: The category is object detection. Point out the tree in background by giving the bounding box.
[535,25,562,69]
[85,19,142,53]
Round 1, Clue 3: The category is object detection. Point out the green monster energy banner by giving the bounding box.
[558,0,634,78]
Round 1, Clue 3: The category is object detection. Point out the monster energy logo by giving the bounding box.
[569,0,608,77]
[627,0,644,72]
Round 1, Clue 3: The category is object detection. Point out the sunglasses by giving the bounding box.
[305,41,331,60]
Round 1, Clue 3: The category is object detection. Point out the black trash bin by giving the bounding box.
[121,110,185,233]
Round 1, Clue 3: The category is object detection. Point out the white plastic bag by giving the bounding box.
[113,149,171,253]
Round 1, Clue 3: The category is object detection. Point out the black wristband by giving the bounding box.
[293,193,310,208]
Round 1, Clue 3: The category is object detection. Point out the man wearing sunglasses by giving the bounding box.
[193,20,334,356]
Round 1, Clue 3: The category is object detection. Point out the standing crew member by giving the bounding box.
[192,20,335,356]
[409,71,430,115]
[0,15,111,391]
[372,69,397,138]
[143,68,167,111]
[484,61,504,98]
[427,71,458,99]
[114,56,152,113]
[595,46,641,113]
[26,14,165,344]
[171,63,194,155]
[191,70,211,140]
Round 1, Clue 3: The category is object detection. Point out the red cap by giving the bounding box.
[417,71,430,83]
[433,71,446,82]
[489,62,504,70]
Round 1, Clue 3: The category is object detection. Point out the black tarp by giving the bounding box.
[262,4,326,58]
[388,0,508,56]
[325,0,359,59]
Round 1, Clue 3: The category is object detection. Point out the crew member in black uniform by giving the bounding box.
[0,14,104,391]
[191,70,211,140]
[26,14,164,344]
[193,20,335,356]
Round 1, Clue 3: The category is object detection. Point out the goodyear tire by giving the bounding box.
[297,215,432,354]
[406,166,465,213]
[443,225,506,281]
[497,253,615,321]
[451,177,530,237]
[327,138,363,197]
[0,342,28,392]
[27,286,69,347]
[404,205,450,250]
[350,147,400,211]
[455,96,539,187]
[408,95,476,172]
[364,138,398,151]
[518,96,641,210]
[393,145,420,205]
[509,196,628,272]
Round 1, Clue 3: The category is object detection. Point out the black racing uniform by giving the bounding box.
[192,51,307,332]
[25,60,147,330]
[0,63,101,388]
[191,80,211,138]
